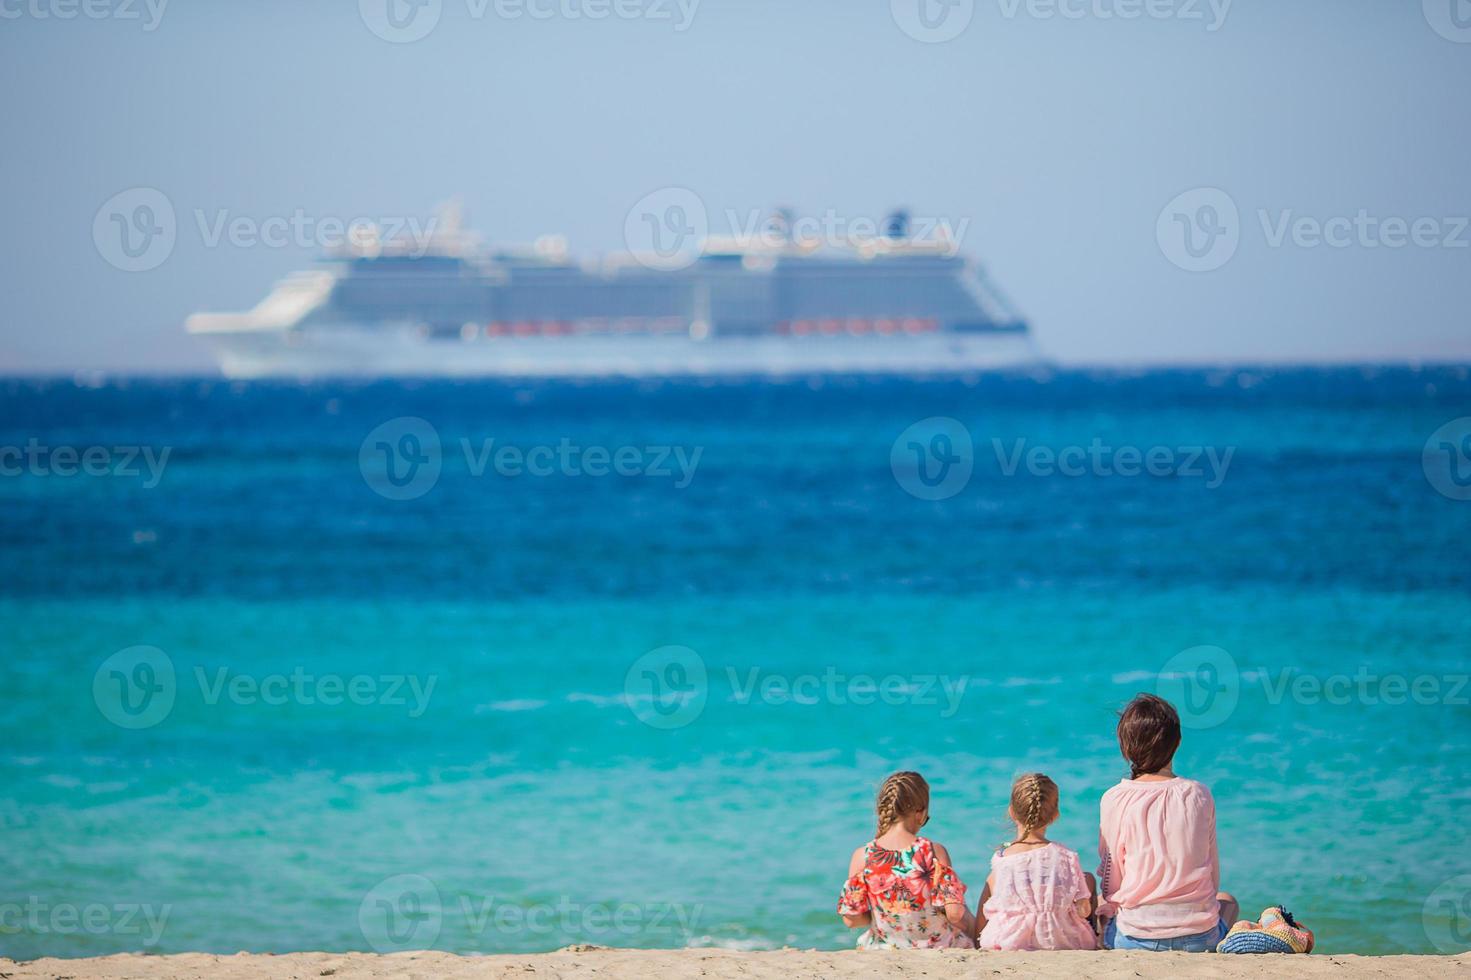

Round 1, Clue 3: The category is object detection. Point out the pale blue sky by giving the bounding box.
[1,0,1468,373]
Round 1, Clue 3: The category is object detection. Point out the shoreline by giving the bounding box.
[4,948,1469,979]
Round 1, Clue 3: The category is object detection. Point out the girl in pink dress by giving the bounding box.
[975,773,1099,951]
[836,771,975,948]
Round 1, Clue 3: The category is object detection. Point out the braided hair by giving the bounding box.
[875,771,930,836]
[1009,773,1060,839]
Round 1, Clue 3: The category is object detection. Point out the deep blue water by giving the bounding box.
[2,366,1469,959]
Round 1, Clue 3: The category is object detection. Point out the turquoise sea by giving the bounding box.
[2,367,1470,959]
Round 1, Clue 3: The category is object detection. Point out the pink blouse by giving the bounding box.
[977,842,1097,951]
[1096,776,1221,939]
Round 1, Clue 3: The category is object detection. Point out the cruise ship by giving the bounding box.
[186,205,1038,378]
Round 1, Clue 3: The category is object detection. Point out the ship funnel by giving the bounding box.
[885,209,911,241]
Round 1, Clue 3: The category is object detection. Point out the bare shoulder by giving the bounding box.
[848,844,869,875]
[930,840,953,864]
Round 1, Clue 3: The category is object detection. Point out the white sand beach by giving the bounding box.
[4,947,1468,979]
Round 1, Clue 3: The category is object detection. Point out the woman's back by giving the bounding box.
[1097,776,1220,938]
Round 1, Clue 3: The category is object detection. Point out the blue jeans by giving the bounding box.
[1105,917,1227,952]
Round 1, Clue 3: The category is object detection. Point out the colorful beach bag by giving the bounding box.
[1218,906,1314,954]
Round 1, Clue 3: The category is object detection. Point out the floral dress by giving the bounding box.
[837,836,973,948]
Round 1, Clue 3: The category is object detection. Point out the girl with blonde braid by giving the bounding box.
[974,773,1099,951]
[836,771,975,948]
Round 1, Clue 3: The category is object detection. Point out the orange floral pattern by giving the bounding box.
[837,837,972,948]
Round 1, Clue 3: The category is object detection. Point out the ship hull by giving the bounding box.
[201,326,1041,379]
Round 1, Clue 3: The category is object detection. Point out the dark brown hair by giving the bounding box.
[875,771,930,836]
[1117,694,1181,778]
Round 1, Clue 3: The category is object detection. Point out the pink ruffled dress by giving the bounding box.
[977,842,1097,951]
